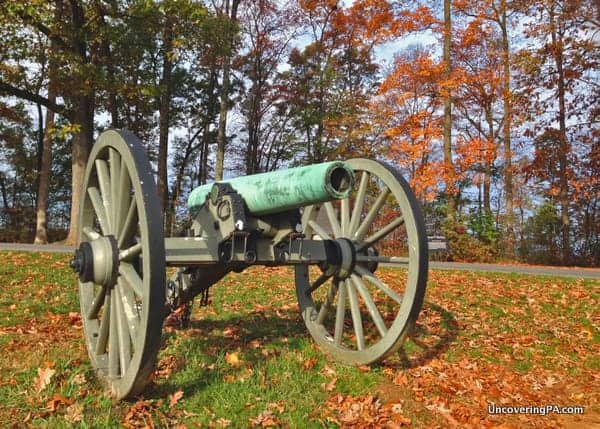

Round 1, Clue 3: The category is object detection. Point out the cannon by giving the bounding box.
[71,130,428,399]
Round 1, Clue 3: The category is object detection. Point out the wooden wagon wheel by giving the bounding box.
[72,130,165,399]
[295,159,428,364]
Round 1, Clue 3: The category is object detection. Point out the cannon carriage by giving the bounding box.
[71,130,428,399]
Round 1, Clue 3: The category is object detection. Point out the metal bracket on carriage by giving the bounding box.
[219,230,258,268]
[273,230,305,263]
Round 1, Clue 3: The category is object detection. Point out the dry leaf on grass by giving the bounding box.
[210,417,231,427]
[321,378,337,392]
[46,394,73,412]
[169,390,184,408]
[123,400,156,429]
[225,352,242,367]
[250,410,281,427]
[65,403,84,423]
[302,358,318,370]
[34,367,56,393]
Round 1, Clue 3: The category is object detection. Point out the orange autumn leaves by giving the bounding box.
[369,3,503,202]
[376,48,499,202]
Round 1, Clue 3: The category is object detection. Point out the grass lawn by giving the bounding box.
[0,251,598,428]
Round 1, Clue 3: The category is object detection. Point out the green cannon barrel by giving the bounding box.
[187,161,355,216]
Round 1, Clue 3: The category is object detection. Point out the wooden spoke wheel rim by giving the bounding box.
[77,130,165,399]
[295,159,428,365]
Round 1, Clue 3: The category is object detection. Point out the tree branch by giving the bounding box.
[16,9,71,52]
[0,81,70,118]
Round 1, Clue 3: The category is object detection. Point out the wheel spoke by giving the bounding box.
[108,292,120,378]
[351,274,388,337]
[305,271,331,296]
[316,281,338,325]
[95,289,111,355]
[355,265,403,304]
[95,159,113,234]
[83,226,101,241]
[340,198,349,236]
[356,216,404,252]
[117,279,139,344]
[348,171,368,236]
[346,279,365,350]
[119,243,142,261]
[115,157,131,236]
[109,148,121,232]
[88,186,111,236]
[87,285,107,320]
[323,202,342,238]
[334,279,347,345]
[118,197,137,248]
[119,263,144,297]
[115,288,131,376]
[353,186,389,241]
[308,219,332,241]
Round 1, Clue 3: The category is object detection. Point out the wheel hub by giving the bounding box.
[71,236,119,286]
[320,238,356,280]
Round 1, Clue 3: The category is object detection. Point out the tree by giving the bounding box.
[516,0,598,263]
[33,48,57,244]
[442,0,456,219]
[377,47,445,202]
[454,0,522,255]
[214,0,242,181]
[452,18,504,215]
[238,0,300,174]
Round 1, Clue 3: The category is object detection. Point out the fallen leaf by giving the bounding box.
[46,394,73,412]
[72,373,86,385]
[123,400,156,429]
[392,373,408,386]
[68,312,81,325]
[214,417,231,427]
[34,367,56,393]
[321,365,336,377]
[250,410,281,427]
[267,401,285,413]
[321,378,337,392]
[65,403,84,423]
[225,352,242,367]
[169,390,184,408]
[303,358,318,370]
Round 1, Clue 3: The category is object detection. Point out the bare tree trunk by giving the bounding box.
[64,1,95,245]
[549,5,570,264]
[159,14,174,232]
[215,59,230,181]
[199,68,218,185]
[215,0,241,181]
[443,0,455,219]
[34,74,56,243]
[500,4,515,257]
[484,108,494,215]
[64,97,94,245]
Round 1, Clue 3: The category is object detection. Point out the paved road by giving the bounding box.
[1,242,599,279]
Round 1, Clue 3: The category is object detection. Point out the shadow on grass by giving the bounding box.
[395,302,459,369]
[146,310,308,399]
[146,301,458,399]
